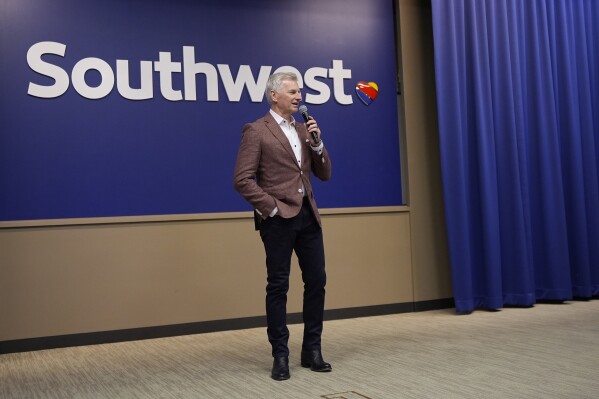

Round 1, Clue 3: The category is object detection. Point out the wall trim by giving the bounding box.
[0,206,410,229]
[0,299,454,354]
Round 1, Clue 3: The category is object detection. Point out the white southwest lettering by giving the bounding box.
[116,60,153,100]
[154,51,183,101]
[183,46,218,101]
[304,67,329,104]
[27,41,70,98]
[217,64,272,102]
[71,57,114,99]
[26,41,353,104]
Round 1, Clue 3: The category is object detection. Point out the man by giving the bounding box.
[233,72,332,381]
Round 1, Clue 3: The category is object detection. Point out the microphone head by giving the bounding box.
[298,105,309,122]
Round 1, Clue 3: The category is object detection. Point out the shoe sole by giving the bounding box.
[301,363,332,372]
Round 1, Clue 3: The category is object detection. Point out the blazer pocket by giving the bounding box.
[266,190,286,201]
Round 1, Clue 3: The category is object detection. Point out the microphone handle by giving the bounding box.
[302,113,320,144]
[310,129,320,144]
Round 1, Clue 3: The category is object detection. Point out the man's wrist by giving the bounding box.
[310,140,324,155]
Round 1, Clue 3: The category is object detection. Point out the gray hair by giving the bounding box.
[265,71,298,105]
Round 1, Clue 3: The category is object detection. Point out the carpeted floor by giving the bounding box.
[1,300,598,398]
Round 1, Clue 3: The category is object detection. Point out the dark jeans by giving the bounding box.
[259,199,326,357]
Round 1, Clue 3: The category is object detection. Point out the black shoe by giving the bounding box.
[271,356,290,381]
[301,349,332,372]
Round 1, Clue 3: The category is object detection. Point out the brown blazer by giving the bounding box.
[233,112,331,227]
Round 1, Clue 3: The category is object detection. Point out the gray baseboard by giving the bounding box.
[0,298,454,354]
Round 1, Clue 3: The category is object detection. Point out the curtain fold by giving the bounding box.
[431,0,599,313]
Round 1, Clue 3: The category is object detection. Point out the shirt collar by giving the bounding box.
[270,109,296,127]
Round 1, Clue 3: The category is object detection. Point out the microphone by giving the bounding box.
[298,105,320,144]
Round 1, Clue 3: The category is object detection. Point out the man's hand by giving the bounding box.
[305,116,321,145]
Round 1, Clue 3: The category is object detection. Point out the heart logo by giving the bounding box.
[355,81,379,105]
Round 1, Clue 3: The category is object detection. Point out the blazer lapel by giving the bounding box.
[264,112,301,168]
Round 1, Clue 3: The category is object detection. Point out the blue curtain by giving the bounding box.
[430,0,599,313]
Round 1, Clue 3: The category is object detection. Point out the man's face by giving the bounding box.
[271,79,302,119]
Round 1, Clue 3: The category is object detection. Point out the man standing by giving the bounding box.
[233,72,332,381]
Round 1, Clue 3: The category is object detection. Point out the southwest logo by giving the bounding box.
[355,81,378,105]
[26,41,355,105]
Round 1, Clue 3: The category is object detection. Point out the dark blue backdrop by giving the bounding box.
[0,0,402,221]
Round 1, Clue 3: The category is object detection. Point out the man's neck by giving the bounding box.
[270,107,293,123]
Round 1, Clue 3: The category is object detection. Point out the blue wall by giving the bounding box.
[0,0,402,221]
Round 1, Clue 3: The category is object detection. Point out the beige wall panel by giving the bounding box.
[0,212,413,341]
[319,213,413,309]
[0,219,264,340]
[399,0,453,301]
